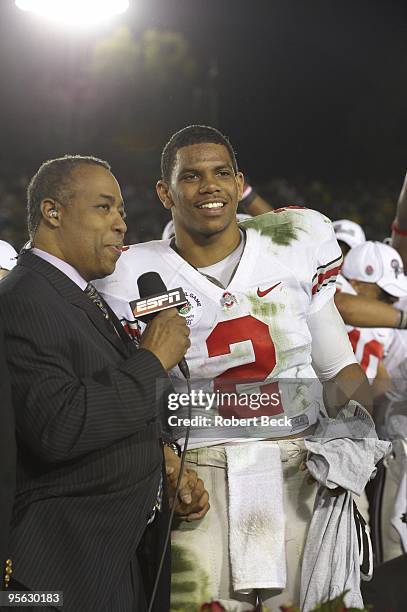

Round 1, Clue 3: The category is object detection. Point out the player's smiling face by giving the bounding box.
[157,142,244,240]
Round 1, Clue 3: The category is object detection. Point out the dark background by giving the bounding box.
[1,0,406,246]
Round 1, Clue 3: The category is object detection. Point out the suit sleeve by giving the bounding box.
[0,319,15,565]
[1,296,168,463]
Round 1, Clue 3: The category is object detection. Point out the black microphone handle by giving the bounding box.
[178,357,190,380]
[137,272,190,379]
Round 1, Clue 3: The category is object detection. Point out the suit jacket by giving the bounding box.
[0,251,169,611]
[0,318,16,571]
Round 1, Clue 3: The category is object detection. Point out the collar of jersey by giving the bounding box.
[167,227,259,294]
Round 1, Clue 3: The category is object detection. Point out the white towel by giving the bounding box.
[225,442,286,594]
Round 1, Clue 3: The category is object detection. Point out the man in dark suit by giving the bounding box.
[0,319,15,585]
[0,155,195,611]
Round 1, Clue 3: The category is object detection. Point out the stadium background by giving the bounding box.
[1,0,406,247]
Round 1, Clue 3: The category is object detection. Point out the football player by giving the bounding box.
[95,125,372,610]
[336,242,407,529]
[337,241,407,392]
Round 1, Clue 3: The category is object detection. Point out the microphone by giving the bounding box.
[132,272,190,379]
[137,274,193,612]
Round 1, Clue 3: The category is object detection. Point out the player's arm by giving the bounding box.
[305,211,373,412]
[371,360,392,401]
[238,182,273,215]
[391,170,407,268]
[308,299,373,415]
[244,192,273,216]
[334,291,404,328]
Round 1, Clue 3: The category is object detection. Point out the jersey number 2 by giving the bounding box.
[206,315,283,417]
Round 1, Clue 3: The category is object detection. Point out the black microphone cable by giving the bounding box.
[136,271,194,612]
[147,367,192,612]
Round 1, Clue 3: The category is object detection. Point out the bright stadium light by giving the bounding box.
[15,0,130,27]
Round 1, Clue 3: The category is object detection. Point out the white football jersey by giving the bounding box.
[95,208,342,441]
[376,329,407,440]
[336,274,394,381]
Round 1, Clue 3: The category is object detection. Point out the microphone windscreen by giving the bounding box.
[137,272,167,298]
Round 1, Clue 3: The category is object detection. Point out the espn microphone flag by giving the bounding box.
[131,272,188,319]
[134,272,190,379]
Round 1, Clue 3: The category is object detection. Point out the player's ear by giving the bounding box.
[156,180,173,210]
[236,172,244,201]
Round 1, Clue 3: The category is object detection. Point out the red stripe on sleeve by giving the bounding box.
[312,264,342,294]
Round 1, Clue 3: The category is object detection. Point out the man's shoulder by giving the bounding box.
[240,206,334,249]
[0,263,59,309]
[0,264,37,297]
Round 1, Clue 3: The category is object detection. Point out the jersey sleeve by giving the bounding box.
[335,274,345,293]
[94,248,139,322]
[308,212,343,315]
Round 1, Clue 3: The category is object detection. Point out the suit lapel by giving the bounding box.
[18,251,131,358]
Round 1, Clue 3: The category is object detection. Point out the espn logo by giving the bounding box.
[130,288,187,318]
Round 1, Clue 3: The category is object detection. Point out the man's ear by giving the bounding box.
[156,180,173,210]
[40,199,61,227]
[236,172,244,202]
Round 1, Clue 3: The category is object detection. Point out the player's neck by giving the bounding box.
[173,225,241,268]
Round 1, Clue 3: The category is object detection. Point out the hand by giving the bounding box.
[299,461,344,496]
[164,447,210,521]
[139,308,190,371]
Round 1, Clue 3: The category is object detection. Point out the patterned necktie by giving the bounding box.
[84,283,111,319]
[84,282,122,339]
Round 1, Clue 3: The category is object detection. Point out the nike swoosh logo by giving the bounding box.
[257,282,281,298]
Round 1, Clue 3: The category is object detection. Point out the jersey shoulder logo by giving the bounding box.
[257,282,281,298]
[179,290,204,326]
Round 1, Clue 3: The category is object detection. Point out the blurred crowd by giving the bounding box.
[0,172,398,251]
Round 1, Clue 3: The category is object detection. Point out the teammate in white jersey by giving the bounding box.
[377,324,407,562]
[336,241,407,391]
[95,125,372,610]
[336,242,407,529]
[336,272,392,385]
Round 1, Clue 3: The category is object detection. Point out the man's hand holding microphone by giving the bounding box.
[139,307,190,372]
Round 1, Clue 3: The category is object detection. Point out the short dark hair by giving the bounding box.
[161,125,238,183]
[27,154,111,240]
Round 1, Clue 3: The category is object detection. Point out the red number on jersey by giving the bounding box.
[348,328,384,373]
[206,315,283,418]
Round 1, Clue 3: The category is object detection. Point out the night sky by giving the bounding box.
[1,0,407,185]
